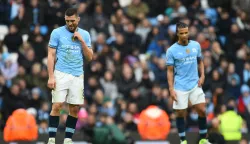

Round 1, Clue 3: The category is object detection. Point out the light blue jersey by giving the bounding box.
[166,40,202,91]
[48,26,91,76]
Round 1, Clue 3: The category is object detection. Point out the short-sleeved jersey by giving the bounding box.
[48,26,91,76]
[166,40,202,91]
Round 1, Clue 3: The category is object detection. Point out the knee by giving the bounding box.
[52,103,63,113]
[176,110,186,117]
[197,107,206,117]
[69,105,80,115]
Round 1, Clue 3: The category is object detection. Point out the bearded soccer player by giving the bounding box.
[47,8,93,144]
[166,22,211,144]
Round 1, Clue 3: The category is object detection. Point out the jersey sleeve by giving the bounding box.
[48,29,59,49]
[166,49,174,65]
[197,42,203,60]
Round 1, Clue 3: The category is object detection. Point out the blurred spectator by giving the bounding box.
[37,102,49,122]
[137,105,170,140]
[117,63,138,98]
[211,41,224,62]
[46,0,65,29]
[216,10,232,37]
[93,116,126,144]
[93,3,110,36]
[219,98,243,141]
[153,58,168,87]
[239,138,250,144]
[207,117,226,144]
[135,18,151,45]
[11,5,28,34]
[2,84,27,122]
[3,108,38,142]
[27,87,42,110]
[225,24,247,62]
[238,84,250,130]
[126,0,149,22]
[17,79,31,98]
[28,24,47,61]
[0,52,18,86]
[18,48,37,73]
[3,24,23,52]
[38,119,48,134]
[146,34,167,57]
[123,22,142,53]
[243,62,250,84]
[232,0,250,15]
[24,0,45,26]
[100,70,119,101]
[76,108,88,130]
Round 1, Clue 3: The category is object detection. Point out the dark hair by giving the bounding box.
[172,22,188,44]
[176,22,188,33]
[65,7,78,17]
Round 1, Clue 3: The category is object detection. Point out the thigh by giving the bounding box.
[189,86,205,105]
[67,74,84,105]
[173,90,189,110]
[52,70,70,103]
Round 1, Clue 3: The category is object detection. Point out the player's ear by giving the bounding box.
[78,16,80,22]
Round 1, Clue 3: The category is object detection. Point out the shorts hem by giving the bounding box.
[173,106,188,110]
[66,101,84,105]
[52,100,65,103]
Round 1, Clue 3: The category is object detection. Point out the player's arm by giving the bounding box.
[47,29,58,89]
[197,42,205,87]
[80,40,93,62]
[47,47,56,78]
[167,66,174,91]
[166,50,177,102]
[73,32,93,62]
[198,58,205,78]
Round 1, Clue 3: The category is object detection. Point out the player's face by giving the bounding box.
[65,15,80,32]
[177,27,189,43]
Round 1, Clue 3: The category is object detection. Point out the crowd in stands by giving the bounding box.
[0,0,250,143]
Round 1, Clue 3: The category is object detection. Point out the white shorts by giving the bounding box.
[173,85,205,109]
[51,70,84,105]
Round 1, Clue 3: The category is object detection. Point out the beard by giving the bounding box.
[67,25,77,32]
[181,39,188,44]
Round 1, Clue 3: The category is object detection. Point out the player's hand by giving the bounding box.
[198,76,205,87]
[73,32,83,42]
[170,89,177,102]
[47,77,56,89]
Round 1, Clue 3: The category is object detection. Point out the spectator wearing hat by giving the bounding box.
[0,52,18,88]
[27,87,43,110]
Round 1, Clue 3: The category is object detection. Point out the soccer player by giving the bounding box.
[166,22,211,144]
[47,8,93,144]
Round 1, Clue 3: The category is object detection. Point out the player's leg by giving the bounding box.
[64,74,84,143]
[64,104,80,141]
[173,90,189,143]
[48,71,69,144]
[176,109,187,143]
[189,86,211,144]
[48,91,67,144]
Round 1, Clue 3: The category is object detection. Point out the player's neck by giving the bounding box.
[177,40,189,46]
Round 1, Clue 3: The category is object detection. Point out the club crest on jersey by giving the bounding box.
[186,48,190,54]
[192,48,197,53]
